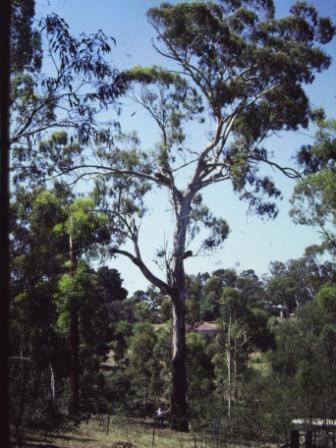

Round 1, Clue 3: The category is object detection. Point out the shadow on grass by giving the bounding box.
[25,444,69,448]
[25,432,98,446]
[47,433,97,442]
[124,416,158,429]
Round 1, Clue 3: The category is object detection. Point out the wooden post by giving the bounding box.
[291,430,300,448]
[106,415,110,436]
[305,430,312,448]
[217,409,221,448]
[152,420,155,446]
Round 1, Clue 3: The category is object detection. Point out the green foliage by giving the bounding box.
[10,187,70,443]
[265,254,334,316]
[186,332,214,418]
[315,282,336,317]
[121,322,169,411]
[11,0,42,73]
[269,292,336,423]
[9,185,128,440]
[291,118,336,255]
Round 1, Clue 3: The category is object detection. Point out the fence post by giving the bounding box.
[193,432,197,448]
[217,410,221,448]
[152,420,155,447]
[305,430,312,448]
[290,430,300,448]
[106,414,110,436]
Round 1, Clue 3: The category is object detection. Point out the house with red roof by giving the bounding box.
[186,321,219,338]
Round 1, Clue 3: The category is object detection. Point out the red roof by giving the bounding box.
[186,321,219,335]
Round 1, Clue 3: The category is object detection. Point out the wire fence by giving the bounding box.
[16,405,336,448]
[36,408,336,448]
[86,411,282,448]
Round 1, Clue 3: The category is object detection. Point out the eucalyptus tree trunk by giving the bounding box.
[170,293,188,431]
[169,195,191,432]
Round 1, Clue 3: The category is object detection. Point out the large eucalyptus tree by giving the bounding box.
[42,0,334,430]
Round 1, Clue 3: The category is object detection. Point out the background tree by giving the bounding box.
[186,332,214,421]
[265,253,334,316]
[127,323,160,412]
[236,269,265,308]
[76,265,128,414]
[11,0,42,75]
[269,293,336,424]
[53,193,112,417]
[185,275,204,324]
[9,185,128,442]
[10,186,71,445]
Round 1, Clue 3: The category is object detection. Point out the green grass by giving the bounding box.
[23,415,216,448]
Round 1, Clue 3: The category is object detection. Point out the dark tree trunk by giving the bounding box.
[170,295,188,431]
[68,230,79,418]
[169,196,192,431]
[15,362,27,448]
[69,300,80,417]
[0,1,11,446]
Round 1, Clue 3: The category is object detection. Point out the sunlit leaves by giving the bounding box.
[148,0,334,125]
[315,283,336,317]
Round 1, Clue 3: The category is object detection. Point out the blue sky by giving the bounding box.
[36,0,336,293]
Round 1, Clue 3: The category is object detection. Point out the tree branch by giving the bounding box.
[250,156,300,179]
[188,117,224,193]
[48,164,172,188]
[110,247,171,293]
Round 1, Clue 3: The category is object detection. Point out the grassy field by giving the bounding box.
[21,415,217,448]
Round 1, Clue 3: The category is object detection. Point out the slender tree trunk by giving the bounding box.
[69,230,80,418]
[233,338,238,400]
[69,300,80,417]
[170,296,188,431]
[226,315,232,424]
[15,358,28,448]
